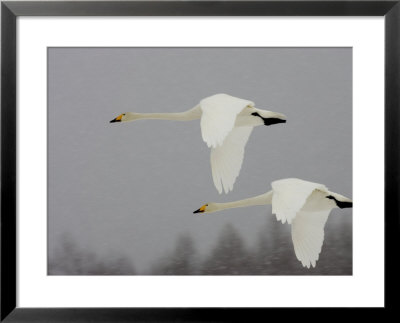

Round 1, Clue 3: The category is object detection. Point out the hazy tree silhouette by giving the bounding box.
[49,235,136,275]
[312,213,352,274]
[250,213,352,275]
[250,215,277,274]
[50,213,352,275]
[200,223,253,275]
[150,233,198,275]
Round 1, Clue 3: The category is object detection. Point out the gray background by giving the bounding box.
[48,47,352,275]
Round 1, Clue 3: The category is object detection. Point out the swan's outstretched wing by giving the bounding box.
[271,178,328,224]
[291,210,331,268]
[200,93,254,148]
[210,126,253,194]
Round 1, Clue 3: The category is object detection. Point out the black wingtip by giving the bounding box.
[193,208,203,214]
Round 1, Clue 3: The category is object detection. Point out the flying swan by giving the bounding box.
[193,178,352,268]
[110,93,286,194]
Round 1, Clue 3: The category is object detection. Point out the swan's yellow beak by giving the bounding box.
[193,204,207,214]
[110,114,124,123]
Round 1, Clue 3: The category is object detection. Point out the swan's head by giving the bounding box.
[110,112,137,123]
[110,113,126,123]
[193,203,219,214]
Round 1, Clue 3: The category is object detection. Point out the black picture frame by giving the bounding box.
[1,1,398,321]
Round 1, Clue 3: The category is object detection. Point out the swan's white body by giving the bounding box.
[194,178,352,268]
[110,93,286,194]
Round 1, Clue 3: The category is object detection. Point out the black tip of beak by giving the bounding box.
[110,118,120,123]
[193,209,203,214]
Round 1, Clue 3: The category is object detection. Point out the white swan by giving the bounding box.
[110,93,286,194]
[193,178,352,268]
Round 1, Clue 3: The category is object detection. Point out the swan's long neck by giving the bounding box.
[130,106,201,121]
[213,191,273,212]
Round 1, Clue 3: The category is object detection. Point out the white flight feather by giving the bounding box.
[210,126,253,194]
[271,178,335,267]
[291,210,330,268]
[199,178,351,268]
[271,178,328,224]
[200,93,254,148]
[113,93,286,194]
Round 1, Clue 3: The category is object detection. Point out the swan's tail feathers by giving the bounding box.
[210,127,253,194]
[326,193,353,209]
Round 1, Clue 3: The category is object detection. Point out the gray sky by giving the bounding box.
[48,47,352,273]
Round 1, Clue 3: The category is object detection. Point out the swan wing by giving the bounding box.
[210,126,253,194]
[291,209,331,268]
[200,93,254,148]
[271,178,328,224]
